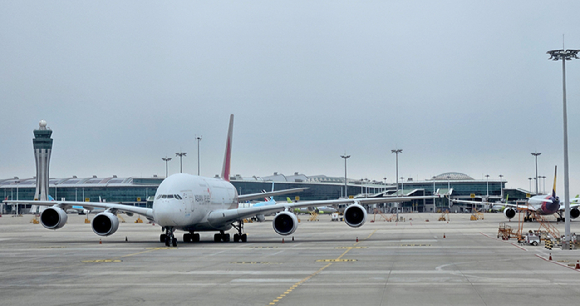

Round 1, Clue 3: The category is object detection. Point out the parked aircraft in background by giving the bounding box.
[292,197,337,214]
[454,167,580,222]
[5,114,438,247]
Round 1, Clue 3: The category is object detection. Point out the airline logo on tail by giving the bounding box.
[552,166,557,199]
[221,114,234,182]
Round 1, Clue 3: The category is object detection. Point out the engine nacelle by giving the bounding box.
[503,207,516,219]
[40,207,68,229]
[272,211,298,236]
[92,212,120,236]
[344,203,367,228]
[571,208,580,219]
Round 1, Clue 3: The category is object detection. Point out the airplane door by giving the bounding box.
[181,190,194,213]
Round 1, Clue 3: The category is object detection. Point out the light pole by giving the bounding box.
[541,176,546,194]
[55,182,58,201]
[391,149,402,195]
[162,156,172,178]
[175,152,187,173]
[499,174,504,198]
[446,175,451,209]
[531,152,541,195]
[432,176,437,212]
[485,174,490,198]
[549,48,578,243]
[548,48,578,245]
[15,180,19,215]
[340,154,351,198]
[528,178,532,193]
[196,135,202,176]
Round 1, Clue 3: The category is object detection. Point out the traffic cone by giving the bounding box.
[99,239,102,244]
[125,237,128,242]
[549,253,552,261]
[282,238,285,243]
[292,236,294,241]
[443,233,446,238]
[575,260,580,269]
[356,237,359,242]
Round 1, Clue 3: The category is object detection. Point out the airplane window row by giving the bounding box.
[156,194,183,200]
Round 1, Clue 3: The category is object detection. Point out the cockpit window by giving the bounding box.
[157,194,182,200]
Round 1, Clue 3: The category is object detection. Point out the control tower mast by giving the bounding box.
[33,120,53,201]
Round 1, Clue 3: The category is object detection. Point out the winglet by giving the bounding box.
[220,114,234,182]
[552,166,557,198]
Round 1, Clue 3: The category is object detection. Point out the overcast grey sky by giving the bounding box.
[1,1,580,196]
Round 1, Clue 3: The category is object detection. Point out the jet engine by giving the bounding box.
[92,212,120,236]
[503,207,516,219]
[344,203,367,228]
[272,211,298,235]
[571,208,580,219]
[40,207,68,229]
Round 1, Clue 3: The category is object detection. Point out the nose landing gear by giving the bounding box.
[160,227,177,247]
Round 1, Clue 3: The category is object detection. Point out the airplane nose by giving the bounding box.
[153,201,176,226]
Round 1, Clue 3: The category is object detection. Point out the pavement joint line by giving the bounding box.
[266,229,378,305]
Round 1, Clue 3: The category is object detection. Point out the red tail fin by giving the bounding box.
[221,114,234,181]
[552,165,557,198]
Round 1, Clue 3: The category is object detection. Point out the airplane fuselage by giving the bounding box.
[152,173,238,231]
[527,194,559,215]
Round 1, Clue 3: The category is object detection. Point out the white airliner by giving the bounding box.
[5,115,438,247]
[453,167,580,222]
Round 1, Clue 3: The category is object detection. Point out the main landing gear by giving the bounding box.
[183,232,200,243]
[232,220,247,243]
[160,227,177,247]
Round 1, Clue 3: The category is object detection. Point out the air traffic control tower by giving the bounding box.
[33,120,53,201]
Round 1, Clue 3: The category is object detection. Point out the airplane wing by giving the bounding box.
[504,203,538,211]
[3,200,153,219]
[208,195,438,225]
[238,188,307,202]
[451,199,493,206]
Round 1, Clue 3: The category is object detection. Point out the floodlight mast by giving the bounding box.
[196,135,202,176]
[175,152,187,173]
[391,149,402,195]
[162,156,172,178]
[531,152,541,195]
[547,48,579,246]
[340,154,351,198]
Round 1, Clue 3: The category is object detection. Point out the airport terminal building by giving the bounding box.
[1,172,518,214]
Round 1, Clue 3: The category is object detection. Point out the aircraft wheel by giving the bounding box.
[234,234,240,242]
[160,234,167,243]
[183,233,191,243]
[193,233,200,242]
[214,233,221,242]
[172,237,177,247]
[165,236,170,247]
[532,241,538,246]
[241,234,247,242]
[222,233,230,242]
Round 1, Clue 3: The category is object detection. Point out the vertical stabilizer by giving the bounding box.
[552,166,557,198]
[221,114,234,181]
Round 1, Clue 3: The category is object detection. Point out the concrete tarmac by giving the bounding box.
[1,212,580,306]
